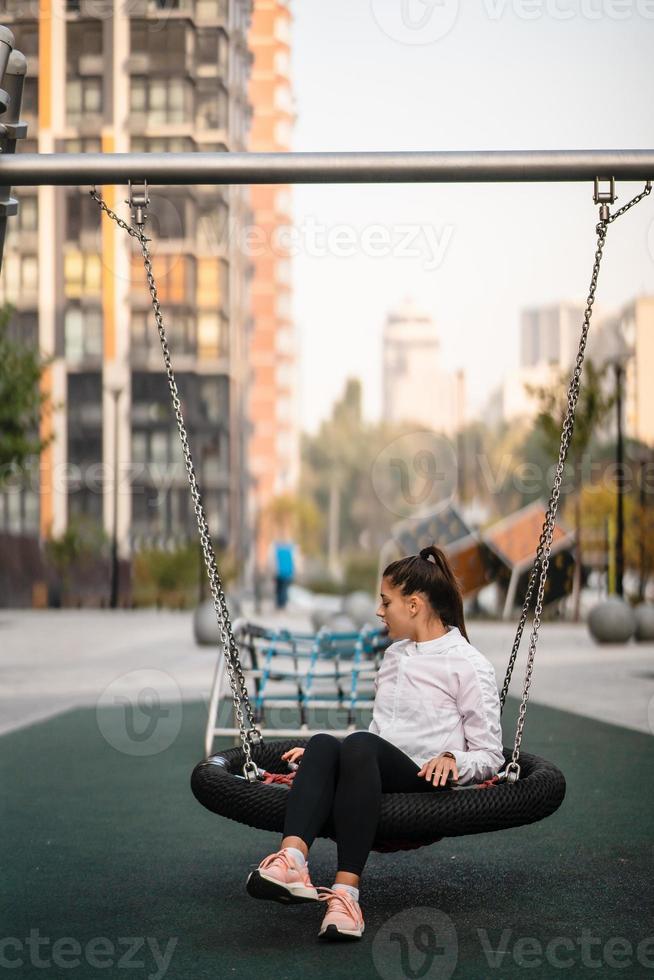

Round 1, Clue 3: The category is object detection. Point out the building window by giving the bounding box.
[276,188,292,216]
[197,197,228,252]
[197,0,227,19]
[130,19,148,55]
[130,76,192,126]
[130,254,190,304]
[64,252,102,298]
[66,20,103,69]
[276,431,293,457]
[131,311,151,358]
[197,29,228,73]
[274,84,293,113]
[277,397,292,422]
[197,257,229,313]
[22,77,37,122]
[66,77,103,124]
[274,15,291,44]
[196,80,228,131]
[276,326,294,355]
[274,50,290,76]
[152,192,188,240]
[20,255,38,293]
[276,259,291,285]
[132,309,194,358]
[132,431,148,464]
[130,136,194,153]
[277,292,292,320]
[277,362,293,388]
[197,312,221,360]
[151,431,168,464]
[16,196,38,233]
[197,28,218,66]
[274,119,292,147]
[64,137,102,153]
[1,254,37,301]
[64,306,102,364]
[6,310,38,349]
[66,191,100,242]
[199,378,227,423]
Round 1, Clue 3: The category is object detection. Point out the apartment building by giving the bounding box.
[247,0,299,572]
[0,0,254,570]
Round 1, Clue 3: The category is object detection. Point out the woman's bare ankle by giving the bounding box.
[281,835,309,859]
[334,871,360,888]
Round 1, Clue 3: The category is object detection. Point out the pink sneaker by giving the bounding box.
[317,887,365,941]
[246,847,319,904]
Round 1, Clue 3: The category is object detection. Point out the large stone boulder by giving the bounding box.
[193,595,242,646]
[587,596,636,644]
[342,590,379,629]
[634,603,654,642]
[324,612,358,634]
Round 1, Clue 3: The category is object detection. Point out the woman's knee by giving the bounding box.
[304,732,341,760]
[339,730,379,766]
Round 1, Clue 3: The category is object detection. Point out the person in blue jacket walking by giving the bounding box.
[271,540,295,609]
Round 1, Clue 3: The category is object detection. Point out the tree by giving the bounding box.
[0,303,53,490]
[525,359,615,620]
[301,377,454,581]
[571,458,654,601]
[262,492,323,557]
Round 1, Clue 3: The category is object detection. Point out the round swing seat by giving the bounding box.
[190,737,566,853]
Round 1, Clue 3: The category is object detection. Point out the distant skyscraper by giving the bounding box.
[520,302,586,371]
[382,298,465,437]
[501,301,588,426]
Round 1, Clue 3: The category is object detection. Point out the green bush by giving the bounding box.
[132,541,238,609]
[343,554,380,595]
[303,576,346,596]
[45,517,108,590]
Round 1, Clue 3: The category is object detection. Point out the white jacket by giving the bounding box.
[368,625,506,785]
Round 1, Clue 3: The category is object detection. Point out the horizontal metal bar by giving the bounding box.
[2,150,654,186]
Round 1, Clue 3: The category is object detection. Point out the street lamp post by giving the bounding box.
[614,361,625,598]
[197,442,206,604]
[106,385,123,609]
[636,451,651,603]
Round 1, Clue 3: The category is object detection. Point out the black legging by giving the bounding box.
[282,730,447,878]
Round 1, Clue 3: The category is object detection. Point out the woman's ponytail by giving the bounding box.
[384,543,469,641]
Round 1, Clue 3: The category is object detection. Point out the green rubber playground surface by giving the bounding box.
[1,697,653,980]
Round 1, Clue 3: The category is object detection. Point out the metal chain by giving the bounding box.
[89,186,263,782]
[498,179,651,783]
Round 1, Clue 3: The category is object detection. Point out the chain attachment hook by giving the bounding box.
[594,176,616,222]
[127,179,150,229]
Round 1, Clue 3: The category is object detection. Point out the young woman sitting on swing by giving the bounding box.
[245,544,505,942]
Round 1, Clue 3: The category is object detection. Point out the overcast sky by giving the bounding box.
[288,0,654,433]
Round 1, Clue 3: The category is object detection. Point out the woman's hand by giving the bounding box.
[281,747,305,765]
[417,753,459,787]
